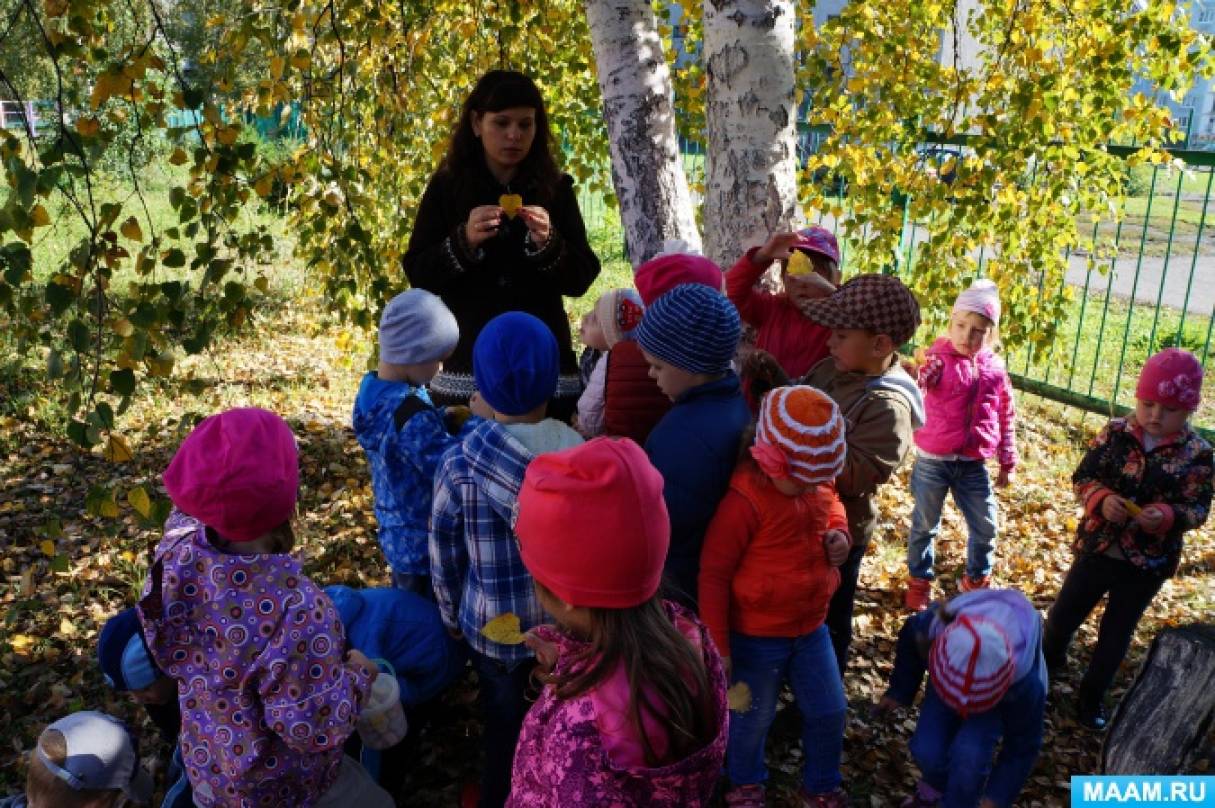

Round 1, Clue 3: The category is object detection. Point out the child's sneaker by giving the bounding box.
[899,779,942,807]
[960,574,991,592]
[800,787,849,808]
[904,577,932,611]
[724,784,765,807]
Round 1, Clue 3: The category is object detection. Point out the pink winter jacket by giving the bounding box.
[914,337,1018,470]
[506,601,727,808]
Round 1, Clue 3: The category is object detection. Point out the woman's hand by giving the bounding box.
[1135,505,1166,533]
[519,205,551,247]
[1101,494,1129,524]
[464,204,503,249]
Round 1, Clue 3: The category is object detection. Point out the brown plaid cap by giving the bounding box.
[798,273,922,345]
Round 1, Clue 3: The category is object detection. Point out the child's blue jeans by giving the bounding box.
[910,653,1046,808]
[727,626,846,794]
[908,456,998,581]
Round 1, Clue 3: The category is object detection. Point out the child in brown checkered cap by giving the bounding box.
[796,274,926,677]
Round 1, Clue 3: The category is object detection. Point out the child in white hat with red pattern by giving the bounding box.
[874,588,1046,808]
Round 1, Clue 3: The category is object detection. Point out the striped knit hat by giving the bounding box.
[634,284,741,375]
[594,288,645,348]
[928,614,1015,717]
[753,386,846,485]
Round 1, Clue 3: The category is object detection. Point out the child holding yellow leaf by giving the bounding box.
[698,386,851,808]
[429,312,582,807]
[726,227,840,409]
[506,437,727,807]
[1044,348,1213,730]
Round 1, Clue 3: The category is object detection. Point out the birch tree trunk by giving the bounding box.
[585,0,702,266]
[702,0,800,268]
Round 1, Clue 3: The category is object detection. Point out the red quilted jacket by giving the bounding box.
[603,340,671,446]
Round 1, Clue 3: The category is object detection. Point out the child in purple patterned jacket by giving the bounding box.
[906,279,1017,610]
[137,408,393,808]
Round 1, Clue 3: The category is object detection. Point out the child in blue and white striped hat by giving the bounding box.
[634,283,749,609]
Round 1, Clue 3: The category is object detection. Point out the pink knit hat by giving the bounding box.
[952,279,1001,324]
[514,438,669,609]
[1136,348,1203,412]
[163,408,299,543]
[752,386,847,485]
[793,226,840,266]
[928,614,1015,717]
[634,252,723,306]
[594,288,645,348]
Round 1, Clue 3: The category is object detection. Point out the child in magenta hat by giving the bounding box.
[137,408,393,808]
[726,227,840,397]
[875,588,1046,808]
[906,278,1017,609]
[699,386,852,808]
[1043,348,1212,729]
[507,437,727,808]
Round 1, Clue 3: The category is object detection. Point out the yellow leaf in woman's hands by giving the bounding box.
[481,612,526,645]
[727,681,752,712]
[1122,499,1143,517]
[499,194,523,218]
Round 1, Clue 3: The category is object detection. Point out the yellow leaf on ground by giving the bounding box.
[31,204,51,227]
[727,681,753,713]
[480,613,526,645]
[127,486,152,519]
[75,116,100,137]
[39,539,55,557]
[10,634,35,654]
[169,147,188,166]
[104,434,134,463]
[59,617,76,636]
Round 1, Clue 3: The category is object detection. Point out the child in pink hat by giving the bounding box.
[875,588,1046,808]
[1043,348,1212,729]
[726,227,840,406]
[137,408,393,808]
[906,278,1017,609]
[507,438,727,808]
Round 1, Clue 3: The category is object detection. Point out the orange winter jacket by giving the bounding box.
[698,462,849,659]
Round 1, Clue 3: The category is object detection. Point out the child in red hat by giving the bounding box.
[137,408,393,808]
[699,386,851,808]
[506,438,727,808]
[726,227,840,409]
[1043,348,1213,729]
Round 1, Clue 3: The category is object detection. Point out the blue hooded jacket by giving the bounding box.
[353,372,474,575]
[324,585,466,708]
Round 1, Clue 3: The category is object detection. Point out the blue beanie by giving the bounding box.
[635,283,741,375]
[473,312,559,416]
[98,608,161,692]
[379,288,460,365]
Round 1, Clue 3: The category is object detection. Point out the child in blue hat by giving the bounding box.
[429,311,583,808]
[97,608,192,808]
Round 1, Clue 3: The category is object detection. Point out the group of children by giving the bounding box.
[8,226,1211,808]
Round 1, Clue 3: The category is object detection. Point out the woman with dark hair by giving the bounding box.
[403,70,601,422]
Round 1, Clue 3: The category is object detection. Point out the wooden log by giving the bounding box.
[1101,623,1215,775]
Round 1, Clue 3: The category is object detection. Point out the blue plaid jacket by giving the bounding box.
[354,372,472,576]
[430,419,577,662]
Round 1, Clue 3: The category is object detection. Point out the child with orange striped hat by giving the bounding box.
[698,386,851,808]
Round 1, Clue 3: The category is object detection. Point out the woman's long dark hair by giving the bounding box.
[543,593,719,767]
[443,70,562,201]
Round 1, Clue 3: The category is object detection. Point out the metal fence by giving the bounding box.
[575,132,1215,438]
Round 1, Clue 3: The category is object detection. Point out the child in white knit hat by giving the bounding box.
[905,279,1017,610]
[573,288,644,438]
